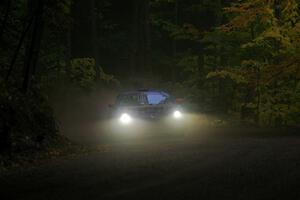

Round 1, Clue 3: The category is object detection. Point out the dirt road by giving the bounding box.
[1,133,300,200]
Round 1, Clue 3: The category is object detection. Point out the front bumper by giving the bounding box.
[109,115,186,135]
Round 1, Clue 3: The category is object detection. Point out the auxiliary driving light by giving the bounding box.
[173,110,182,119]
[119,113,132,124]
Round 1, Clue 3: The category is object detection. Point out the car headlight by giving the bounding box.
[173,110,182,119]
[119,113,132,124]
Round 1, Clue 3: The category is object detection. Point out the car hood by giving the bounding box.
[117,105,170,119]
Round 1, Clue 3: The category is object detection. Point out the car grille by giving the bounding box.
[137,107,165,119]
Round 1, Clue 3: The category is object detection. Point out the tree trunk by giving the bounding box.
[144,0,151,76]
[255,65,261,125]
[91,0,101,80]
[171,0,179,82]
[71,0,100,79]
[274,0,281,19]
[130,0,139,76]
[6,15,34,82]
[0,0,11,42]
[0,104,13,154]
[22,0,45,93]
[129,0,152,77]
[71,0,97,59]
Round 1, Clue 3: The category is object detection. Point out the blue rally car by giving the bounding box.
[108,89,185,134]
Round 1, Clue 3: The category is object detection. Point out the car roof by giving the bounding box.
[119,89,170,97]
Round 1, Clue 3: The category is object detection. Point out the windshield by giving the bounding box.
[117,92,170,106]
[117,94,146,106]
[146,93,168,105]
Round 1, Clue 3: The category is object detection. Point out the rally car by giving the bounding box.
[108,89,185,134]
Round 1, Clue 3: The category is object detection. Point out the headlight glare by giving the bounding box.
[119,113,132,124]
[173,110,182,119]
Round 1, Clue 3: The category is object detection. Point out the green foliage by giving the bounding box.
[150,0,300,125]
[207,70,247,84]
[98,67,120,87]
[177,55,199,73]
[70,58,97,90]
[204,0,300,126]
[69,58,119,90]
[171,23,202,41]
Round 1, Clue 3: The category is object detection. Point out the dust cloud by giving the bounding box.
[50,88,220,145]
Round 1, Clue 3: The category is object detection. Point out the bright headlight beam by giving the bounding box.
[119,113,132,124]
[173,110,182,119]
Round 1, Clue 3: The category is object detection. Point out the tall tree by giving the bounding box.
[71,0,97,59]
[207,0,300,125]
[22,0,45,93]
[70,0,102,79]
[130,0,151,76]
[0,0,11,42]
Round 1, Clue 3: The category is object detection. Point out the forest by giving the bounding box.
[1,0,300,153]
